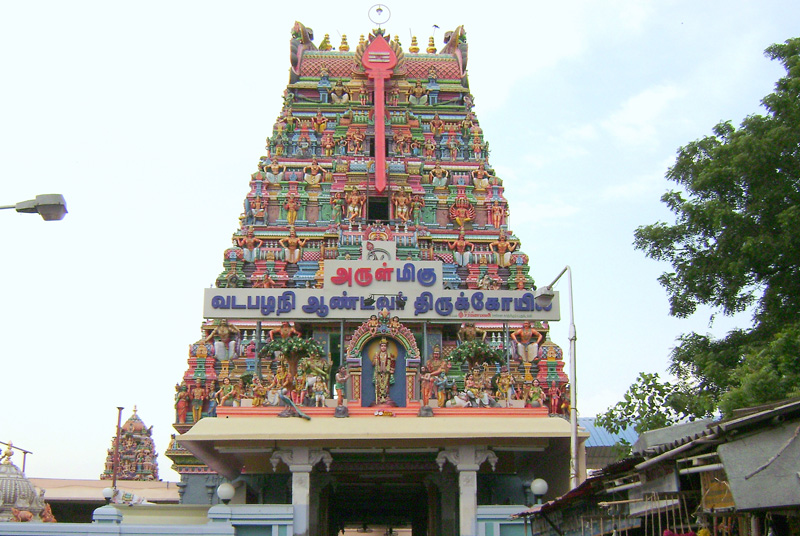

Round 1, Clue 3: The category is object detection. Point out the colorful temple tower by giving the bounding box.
[100,408,159,482]
[169,21,583,536]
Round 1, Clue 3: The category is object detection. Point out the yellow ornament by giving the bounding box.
[426,36,437,54]
[409,36,419,54]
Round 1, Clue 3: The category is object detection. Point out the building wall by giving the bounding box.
[477,506,528,536]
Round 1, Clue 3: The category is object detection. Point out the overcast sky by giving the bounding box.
[1,1,797,483]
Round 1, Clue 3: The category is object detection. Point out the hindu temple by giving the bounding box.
[167,20,586,536]
[100,408,159,482]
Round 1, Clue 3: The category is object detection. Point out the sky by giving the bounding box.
[1,1,797,483]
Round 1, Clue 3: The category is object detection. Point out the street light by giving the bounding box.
[0,194,68,221]
[217,483,235,505]
[531,478,549,504]
[534,266,578,489]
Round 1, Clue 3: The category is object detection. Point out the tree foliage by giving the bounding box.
[259,337,324,376]
[446,340,505,370]
[596,373,686,435]
[600,38,800,433]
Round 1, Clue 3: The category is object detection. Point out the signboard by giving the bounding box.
[204,287,559,322]
[206,244,560,321]
[700,470,735,510]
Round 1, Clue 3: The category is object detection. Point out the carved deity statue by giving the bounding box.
[237,228,262,263]
[458,322,486,343]
[489,231,517,267]
[408,81,428,105]
[280,227,307,264]
[303,158,324,186]
[284,193,300,225]
[392,188,411,222]
[429,162,449,188]
[206,319,240,361]
[448,230,474,266]
[510,320,543,363]
[335,366,349,406]
[266,159,285,183]
[371,338,396,404]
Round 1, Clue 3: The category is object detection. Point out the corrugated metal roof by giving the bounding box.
[579,417,638,448]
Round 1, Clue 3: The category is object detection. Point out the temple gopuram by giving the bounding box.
[168,20,587,536]
[100,408,159,482]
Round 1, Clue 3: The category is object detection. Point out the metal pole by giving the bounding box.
[566,267,578,489]
[340,319,345,366]
[112,407,124,491]
[541,266,578,488]
[255,321,262,378]
[423,321,428,365]
[0,441,33,473]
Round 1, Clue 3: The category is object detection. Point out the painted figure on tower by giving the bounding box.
[371,337,396,405]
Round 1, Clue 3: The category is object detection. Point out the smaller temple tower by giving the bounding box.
[99,407,159,482]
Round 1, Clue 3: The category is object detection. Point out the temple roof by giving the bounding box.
[0,461,45,520]
[29,478,179,504]
[183,414,575,443]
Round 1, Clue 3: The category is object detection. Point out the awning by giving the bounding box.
[179,415,577,479]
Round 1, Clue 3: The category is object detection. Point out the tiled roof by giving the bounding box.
[297,52,464,80]
[300,53,357,78]
[405,56,462,80]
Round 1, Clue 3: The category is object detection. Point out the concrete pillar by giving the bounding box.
[436,446,497,536]
[459,470,478,536]
[270,447,333,536]
[291,467,312,536]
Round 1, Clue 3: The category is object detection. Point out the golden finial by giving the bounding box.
[339,34,350,52]
[359,34,366,47]
[133,405,138,415]
[393,34,401,47]
[426,36,437,54]
[409,36,419,53]
[1,441,13,465]
[319,34,332,51]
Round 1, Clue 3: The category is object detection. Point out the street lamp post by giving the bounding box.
[534,266,578,489]
[0,194,68,221]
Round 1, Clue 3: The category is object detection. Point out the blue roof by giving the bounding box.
[579,417,639,448]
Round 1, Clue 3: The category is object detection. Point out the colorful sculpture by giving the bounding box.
[280,227,307,264]
[370,337,396,405]
[489,231,517,267]
[100,408,159,481]
[429,162,449,187]
[511,320,543,363]
[448,230,474,266]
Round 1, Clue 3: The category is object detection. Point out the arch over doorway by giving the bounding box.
[345,314,420,407]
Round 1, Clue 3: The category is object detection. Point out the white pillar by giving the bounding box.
[436,446,497,536]
[291,466,312,536]
[270,447,332,536]
[459,469,478,536]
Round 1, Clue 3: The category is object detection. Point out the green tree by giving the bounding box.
[595,372,685,435]
[600,38,800,432]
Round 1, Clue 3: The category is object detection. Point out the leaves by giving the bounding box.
[446,341,505,369]
[615,37,800,426]
[596,373,687,435]
[259,337,324,376]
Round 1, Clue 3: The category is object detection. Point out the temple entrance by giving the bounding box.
[322,480,432,536]
[360,336,406,407]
